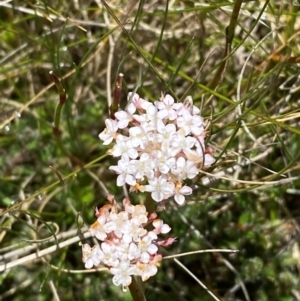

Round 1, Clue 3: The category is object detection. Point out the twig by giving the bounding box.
[164,249,239,260]
[176,211,251,301]
[0,231,91,272]
[174,258,221,301]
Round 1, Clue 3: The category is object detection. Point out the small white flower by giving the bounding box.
[129,125,150,149]
[170,134,196,157]
[171,157,199,181]
[136,261,158,282]
[172,102,184,115]
[99,119,119,145]
[138,232,158,263]
[145,175,175,202]
[107,211,129,238]
[127,92,147,110]
[128,242,141,261]
[152,219,171,234]
[110,136,138,160]
[151,150,175,175]
[115,241,140,261]
[82,244,103,269]
[89,215,109,241]
[157,123,176,141]
[176,110,204,136]
[130,153,155,179]
[156,94,177,120]
[109,158,136,186]
[101,242,119,267]
[130,204,148,224]
[144,103,159,131]
[110,261,137,287]
[121,219,148,243]
[174,185,192,205]
[115,104,136,128]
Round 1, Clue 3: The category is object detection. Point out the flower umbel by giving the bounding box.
[99,92,215,204]
[82,195,175,288]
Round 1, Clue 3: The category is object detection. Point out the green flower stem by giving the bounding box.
[207,0,242,89]
[127,193,156,301]
[128,276,146,301]
[144,192,156,216]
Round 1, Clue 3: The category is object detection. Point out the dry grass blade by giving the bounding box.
[1,0,300,300]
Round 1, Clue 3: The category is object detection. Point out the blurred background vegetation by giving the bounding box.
[0,1,300,300]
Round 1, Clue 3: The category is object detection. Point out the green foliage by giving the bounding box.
[1,0,300,300]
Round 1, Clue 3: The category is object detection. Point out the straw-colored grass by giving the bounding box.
[1,1,300,300]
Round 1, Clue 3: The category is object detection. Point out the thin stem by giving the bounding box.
[126,193,156,301]
[49,71,67,135]
[49,71,68,156]
[110,73,124,119]
[207,0,242,89]
[144,192,156,216]
[128,276,146,301]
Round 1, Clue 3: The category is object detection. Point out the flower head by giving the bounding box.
[100,93,214,204]
[82,196,175,288]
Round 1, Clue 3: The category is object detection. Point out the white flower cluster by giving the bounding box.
[99,92,214,204]
[82,196,175,288]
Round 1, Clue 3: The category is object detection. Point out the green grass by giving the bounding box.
[1,1,300,300]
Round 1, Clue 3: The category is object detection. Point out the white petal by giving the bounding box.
[117,175,126,186]
[180,186,192,195]
[174,194,185,205]
[152,191,164,202]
